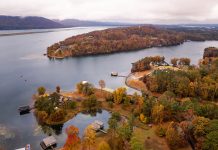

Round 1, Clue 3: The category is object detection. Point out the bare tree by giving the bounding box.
[99,80,106,90]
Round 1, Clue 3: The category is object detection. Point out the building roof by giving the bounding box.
[43,136,56,147]
[94,120,104,126]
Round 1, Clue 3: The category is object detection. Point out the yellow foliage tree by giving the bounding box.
[151,104,164,124]
[139,113,147,123]
[83,125,96,150]
[138,96,144,110]
[113,87,127,104]
[97,141,111,150]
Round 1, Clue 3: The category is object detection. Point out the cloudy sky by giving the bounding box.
[0,0,218,24]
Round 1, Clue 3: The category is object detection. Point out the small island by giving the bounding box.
[46,26,218,58]
[33,47,218,150]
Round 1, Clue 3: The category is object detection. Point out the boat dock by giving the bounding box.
[91,120,107,134]
[111,72,127,77]
[18,105,31,115]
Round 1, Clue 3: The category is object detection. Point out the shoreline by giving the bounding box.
[125,71,150,92]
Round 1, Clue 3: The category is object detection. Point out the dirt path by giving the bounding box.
[125,71,150,92]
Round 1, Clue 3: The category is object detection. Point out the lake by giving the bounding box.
[0,27,218,149]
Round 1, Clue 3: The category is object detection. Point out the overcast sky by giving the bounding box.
[0,0,218,24]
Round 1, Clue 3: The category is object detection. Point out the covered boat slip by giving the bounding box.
[91,120,107,133]
[40,136,57,150]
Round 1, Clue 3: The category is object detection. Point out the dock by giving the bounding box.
[91,120,107,134]
[18,105,31,115]
[111,72,127,77]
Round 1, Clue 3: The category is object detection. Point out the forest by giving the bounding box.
[47,25,218,58]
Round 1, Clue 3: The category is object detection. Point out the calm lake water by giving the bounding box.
[0,27,218,149]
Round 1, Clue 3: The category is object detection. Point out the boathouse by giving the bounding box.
[91,120,106,133]
[40,136,57,150]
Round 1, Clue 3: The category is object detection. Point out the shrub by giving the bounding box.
[155,125,167,137]
[111,112,121,121]
[130,136,144,150]
[82,94,98,110]
[67,101,77,109]
[106,95,114,102]
[108,101,113,108]
[35,111,48,124]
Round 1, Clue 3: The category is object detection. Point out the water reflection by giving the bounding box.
[33,109,111,148]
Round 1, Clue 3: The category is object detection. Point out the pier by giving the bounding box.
[111,72,127,77]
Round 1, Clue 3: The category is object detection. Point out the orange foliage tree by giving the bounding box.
[63,125,81,150]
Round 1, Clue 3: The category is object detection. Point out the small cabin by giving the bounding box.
[111,72,118,76]
[18,106,31,115]
[40,136,57,150]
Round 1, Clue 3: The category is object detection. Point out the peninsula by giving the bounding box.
[47,26,218,58]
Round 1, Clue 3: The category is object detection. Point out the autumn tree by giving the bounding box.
[166,122,187,148]
[56,85,61,93]
[83,125,96,150]
[63,125,81,150]
[97,141,111,150]
[37,86,46,95]
[171,58,178,67]
[113,87,127,104]
[179,58,191,66]
[76,82,94,96]
[192,117,210,139]
[117,122,133,141]
[151,104,164,124]
[35,111,48,124]
[203,119,218,150]
[50,109,65,122]
[82,94,98,110]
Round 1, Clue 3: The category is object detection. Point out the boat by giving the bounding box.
[111,72,118,76]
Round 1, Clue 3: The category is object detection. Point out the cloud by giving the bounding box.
[0,0,218,23]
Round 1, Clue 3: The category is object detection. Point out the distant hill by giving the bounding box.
[0,16,64,30]
[0,16,135,30]
[54,19,135,27]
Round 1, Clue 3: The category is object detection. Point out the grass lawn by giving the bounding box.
[133,127,170,150]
